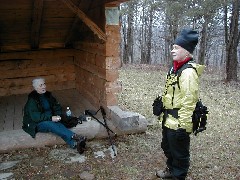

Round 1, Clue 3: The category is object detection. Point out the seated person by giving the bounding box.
[22,77,86,154]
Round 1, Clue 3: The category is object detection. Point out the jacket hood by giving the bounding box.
[188,63,205,76]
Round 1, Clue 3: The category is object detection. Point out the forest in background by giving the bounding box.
[119,0,240,81]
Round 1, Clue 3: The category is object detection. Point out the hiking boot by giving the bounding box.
[72,134,83,141]
[76,136,87,154]
[156,167,173,179]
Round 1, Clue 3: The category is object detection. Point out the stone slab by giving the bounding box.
[108,105,148,134]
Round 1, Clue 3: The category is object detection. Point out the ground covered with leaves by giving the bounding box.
[1,65,240,180]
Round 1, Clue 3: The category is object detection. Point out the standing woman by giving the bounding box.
[22,77,86,154]
[156,29,205,179]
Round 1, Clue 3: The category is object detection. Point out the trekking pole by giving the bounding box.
[85,107,117,156]
[85,109,116,135]
[100,106,117,156]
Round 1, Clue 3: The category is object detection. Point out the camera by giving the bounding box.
[78,114,91,122]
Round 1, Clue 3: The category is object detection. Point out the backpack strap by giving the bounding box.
[175,63,198,89]
[167,66,174,77]
[176,63,197,76]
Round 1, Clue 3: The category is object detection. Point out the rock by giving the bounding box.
[109,105,148,134]
[79,171,95,180]
[0,160,20,171]
[30,157,45,167]
[0,173,14,179]
[11,154,29,161]
[68,155,86,163]
[94,151,105,158]
[49,148,86,163]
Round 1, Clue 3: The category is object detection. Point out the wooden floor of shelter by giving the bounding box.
[0,89,95,132]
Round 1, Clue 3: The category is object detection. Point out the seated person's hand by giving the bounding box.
[52,115,61,122]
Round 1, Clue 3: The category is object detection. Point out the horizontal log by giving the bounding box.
[0,72,75,88]
[0,2,32,9]
[75,68,105,91]
[0,26,30,34]
[0,49,76,61]
[0,79,76,96]
[74,42,105,56]
[0,65,75,79]
[0,57,74,71]
[0,44,31,52]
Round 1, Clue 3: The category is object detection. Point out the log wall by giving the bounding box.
[0,49,76,96]
[0,5,123,109]
[74,24,122,108]
[74,42,105,108]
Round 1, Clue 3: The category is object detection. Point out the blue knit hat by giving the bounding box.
[175,29,198,53]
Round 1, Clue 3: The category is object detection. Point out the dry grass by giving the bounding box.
[1,65,240,180]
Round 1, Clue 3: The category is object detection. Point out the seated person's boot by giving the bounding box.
[72,134,87,154]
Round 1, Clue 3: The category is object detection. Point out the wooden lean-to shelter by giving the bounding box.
[0,0,147,152]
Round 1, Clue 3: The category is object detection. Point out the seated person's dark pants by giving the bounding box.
[37,121,75,148]
[161,127,190,180]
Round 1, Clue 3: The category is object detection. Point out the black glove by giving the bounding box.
[152,96,164,116]
[175,128,189,141]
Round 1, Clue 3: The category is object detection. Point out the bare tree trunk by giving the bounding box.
[198,15,210,65]
[163,0,179,66]
[145,5,153,64]
[140,3,146,64]
[122,2,135,64]
[126,14,134,64]
[225,0,239,81]
[165,20,178,66]
[121,8,128,64]
[139,1,154,64]
[164,27,171,66]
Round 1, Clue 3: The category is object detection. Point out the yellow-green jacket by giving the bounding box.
[160,62,205,133]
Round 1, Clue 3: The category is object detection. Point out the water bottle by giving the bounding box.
[66,106,72,117]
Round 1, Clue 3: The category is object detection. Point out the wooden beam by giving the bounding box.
[30,0,43,49]
[0,49,77,61]
[61,0,107,42]
[65,0,93,47]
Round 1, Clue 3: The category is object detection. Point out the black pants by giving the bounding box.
[161,127,190,180]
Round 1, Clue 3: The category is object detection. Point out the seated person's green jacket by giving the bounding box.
[22,91,62,138]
